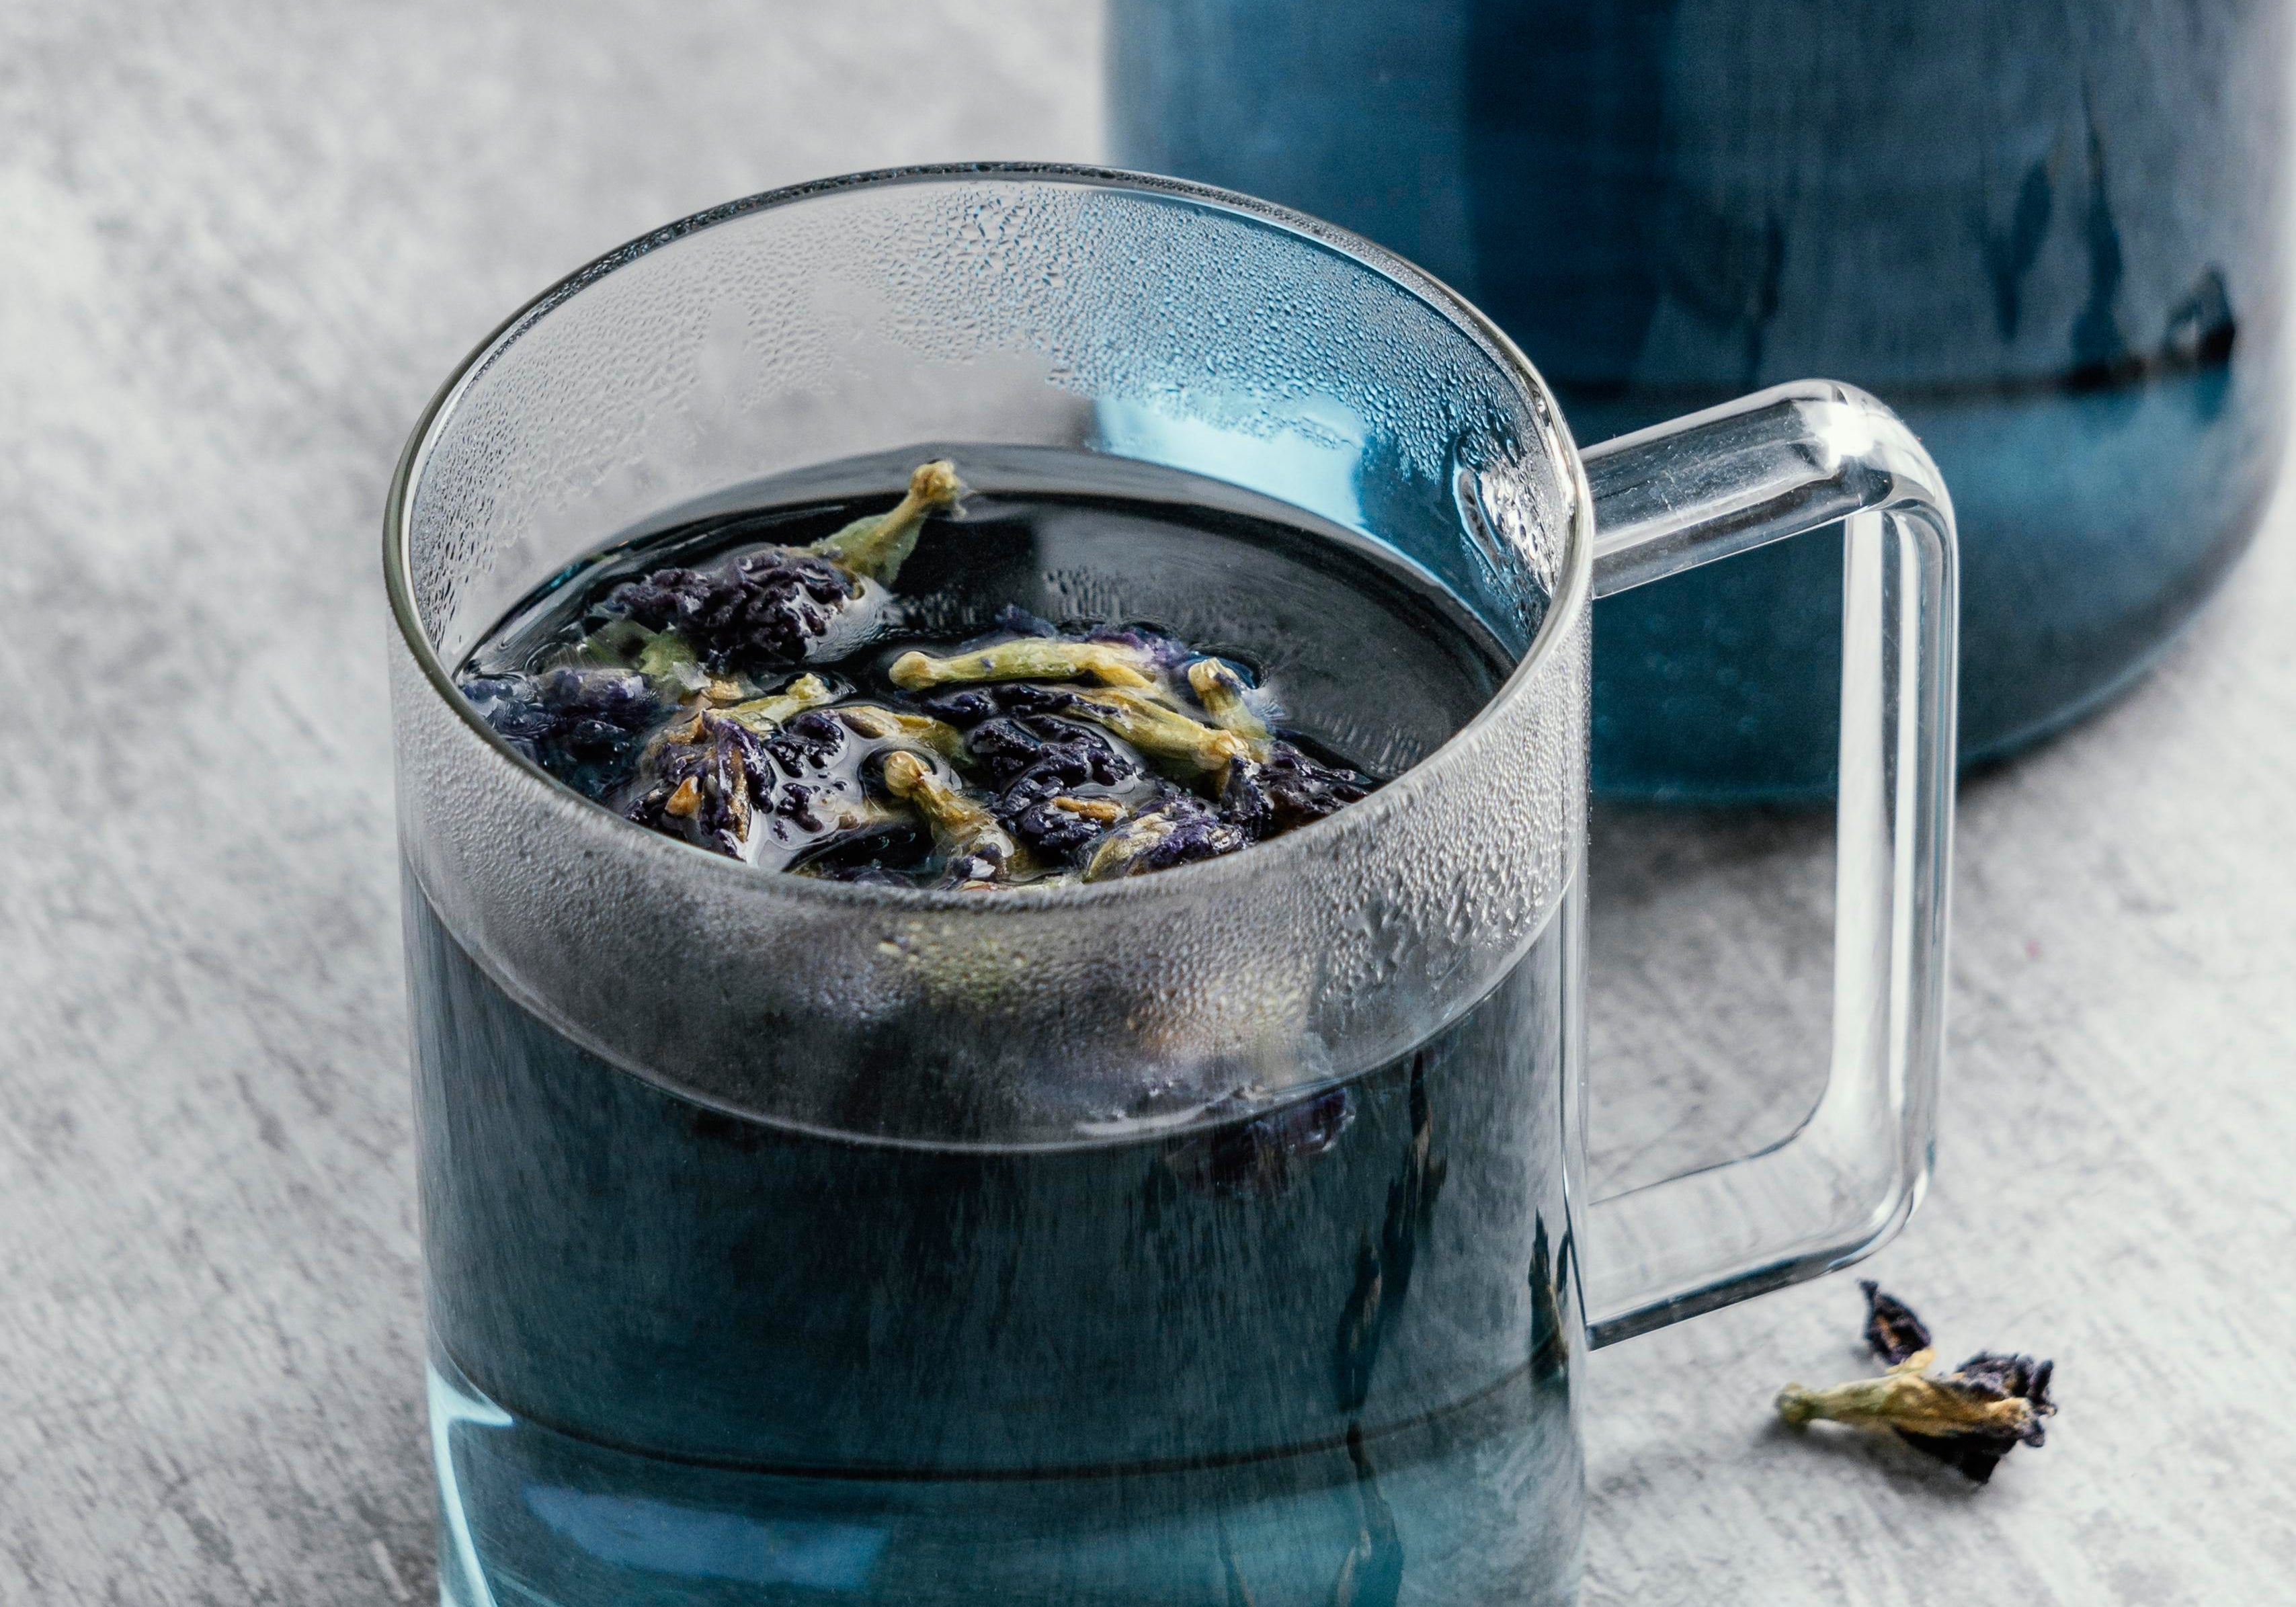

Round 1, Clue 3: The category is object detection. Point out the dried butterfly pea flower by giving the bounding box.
[752,714,907,870]
[940,710,1146,861]
[804,458,967,583]
[1861,1279,1934,1366]
[721,673,837,735]
[1065,688,1252,775]
[919,700,1135,841]
[459,667,665,796]
[612,551,857,672]
[888,636,1158,692]
[1048,796,1125,823]
[1078,808,1175,882]
[1003,792,1129,858]
[878,750,1028,887]
[1776,1282,2057,1483]
[1891,1353,2057,1482]
[835,703,971,761]
[608,460,965,673]
[1186,657,1272,750]
[721,670,840,735]
[757,707,852,783]
[919,682,1079,726]
[626,710,772,858]
[1082,791,1251,880]
[964,711,1139,789]
[624,701,895,871]
[1083,623,1198,677]
[497,464,1398,885]
[1221,743,1375,839]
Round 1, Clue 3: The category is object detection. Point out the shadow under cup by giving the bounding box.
[390,169,1598,1605]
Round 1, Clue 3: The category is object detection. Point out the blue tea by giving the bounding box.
[1111,0,2291,798]
[415,477,1586,1606]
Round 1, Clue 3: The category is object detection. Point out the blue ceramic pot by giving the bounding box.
[1111,0,2290,799]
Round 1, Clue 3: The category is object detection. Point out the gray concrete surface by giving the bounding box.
[1,3,2289,1603]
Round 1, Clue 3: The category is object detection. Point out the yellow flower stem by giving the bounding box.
[879,751,1026,876]
[836,704,970,760]
[887,638,1156,691]
[808,459,967,584]
[1186,658,1271,753]
[1069,688,1250,774]
[721,673,835,733]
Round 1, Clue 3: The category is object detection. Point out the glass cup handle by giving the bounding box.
[1577,380,1960,1347]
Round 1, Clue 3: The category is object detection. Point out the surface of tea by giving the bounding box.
[455,458,1461,889]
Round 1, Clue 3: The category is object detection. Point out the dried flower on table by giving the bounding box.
[1775,1280,2057,1483]
[1860,1280,1934,1365]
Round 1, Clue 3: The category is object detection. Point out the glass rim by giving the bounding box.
[382,161,1596,912]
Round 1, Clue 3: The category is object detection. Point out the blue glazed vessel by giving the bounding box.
[1111,0,2291,798]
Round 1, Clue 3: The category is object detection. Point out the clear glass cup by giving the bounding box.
[387,165,1957,1607]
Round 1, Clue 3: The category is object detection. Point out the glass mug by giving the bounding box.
[386,166,1956,1606]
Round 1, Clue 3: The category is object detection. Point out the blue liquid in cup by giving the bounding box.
[413,884,1584,1606]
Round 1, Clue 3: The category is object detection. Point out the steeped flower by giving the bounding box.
[607,458,965,672]
[722,673,837,734]
[1186,657,1272,751]
[879,750,1027,887]
[807,459,967,584]
[835,703,971,761]
[1067,688,1252,774]
[888,637,1158,692]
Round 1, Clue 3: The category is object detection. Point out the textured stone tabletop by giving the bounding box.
[2,3,2291,1603]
